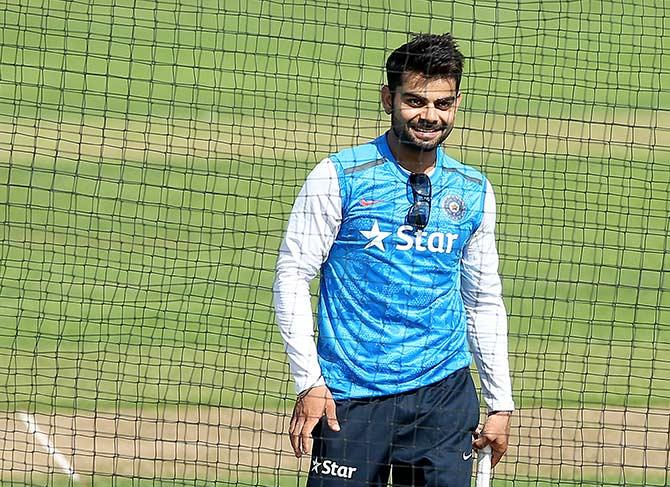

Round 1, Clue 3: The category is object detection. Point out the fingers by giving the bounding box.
[474,413,511,467]
[491,446,505,468]
[324,397,341,432]
[289,409,306,457]
[288,386,341,458]
[472,434,490,450]
[289,408,299,438]
[473,433,508,467]
[488,435,508,467]
[299,417,320,456]
[290,412,318,457]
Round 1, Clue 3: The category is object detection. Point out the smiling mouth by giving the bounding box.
[410,126,444,140]
[412,125,444,133]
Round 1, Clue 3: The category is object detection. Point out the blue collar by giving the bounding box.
[373,131,445,183]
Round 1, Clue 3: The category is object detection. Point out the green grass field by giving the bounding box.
[1,0,669,485]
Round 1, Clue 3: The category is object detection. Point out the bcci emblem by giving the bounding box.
[443,195,465,221]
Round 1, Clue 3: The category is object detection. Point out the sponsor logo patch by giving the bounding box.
[359,221,459,254]
[360,198,384,206]
[311,457,358,479]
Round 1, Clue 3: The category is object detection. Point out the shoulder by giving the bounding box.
[440,150,488,187]
[300,158,339,197]
[329,135,388,176]
[438,152,492,230]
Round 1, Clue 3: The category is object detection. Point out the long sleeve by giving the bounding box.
[461,181,515,412]
[273,158,342,394]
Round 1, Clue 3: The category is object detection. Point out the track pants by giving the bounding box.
[307,367,480,487]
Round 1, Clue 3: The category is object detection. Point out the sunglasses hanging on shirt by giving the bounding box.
[406,173,432,230]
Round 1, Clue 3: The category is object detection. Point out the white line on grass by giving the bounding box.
[20,412,81,483]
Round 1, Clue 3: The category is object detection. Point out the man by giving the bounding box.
[274,33,514,486]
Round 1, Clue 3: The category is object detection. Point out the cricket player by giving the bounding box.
[274,33,514,486]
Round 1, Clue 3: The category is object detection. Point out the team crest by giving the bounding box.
[442,195,465,221]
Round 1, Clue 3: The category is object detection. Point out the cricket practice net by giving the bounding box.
[1,1,668,486]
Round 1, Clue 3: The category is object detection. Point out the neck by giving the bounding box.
[385,130,437,174]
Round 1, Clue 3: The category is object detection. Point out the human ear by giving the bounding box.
[381,85,393,114]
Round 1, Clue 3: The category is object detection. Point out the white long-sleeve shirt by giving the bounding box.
[274,158,514,412]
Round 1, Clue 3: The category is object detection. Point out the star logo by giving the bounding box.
[360,221,391,251]
[311,458,322,473]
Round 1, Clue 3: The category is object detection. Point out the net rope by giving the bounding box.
[1,1,668,485]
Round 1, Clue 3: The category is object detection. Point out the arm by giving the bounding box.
[273,158,342,456]
[461,180,514,467]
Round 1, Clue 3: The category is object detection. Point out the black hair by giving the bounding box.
[385,33,464,93]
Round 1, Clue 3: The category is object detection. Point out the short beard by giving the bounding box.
[392,118,454,152]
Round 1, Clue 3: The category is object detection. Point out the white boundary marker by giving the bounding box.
[476,445,492,487]
[20,412,81,483]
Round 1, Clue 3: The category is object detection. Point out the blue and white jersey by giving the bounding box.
[319,135,487,398]
[274,133,514,410]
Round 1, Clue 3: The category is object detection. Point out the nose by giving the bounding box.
[421,103,439,124]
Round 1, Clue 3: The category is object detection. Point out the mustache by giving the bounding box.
[410,122,448,131]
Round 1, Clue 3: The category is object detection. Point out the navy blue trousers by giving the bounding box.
[307,367,480,487]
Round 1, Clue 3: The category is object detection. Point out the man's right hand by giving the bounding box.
[289,385,340,457]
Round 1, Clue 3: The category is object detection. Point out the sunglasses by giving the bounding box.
[406,173,431,230]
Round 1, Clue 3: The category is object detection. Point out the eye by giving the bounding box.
[404,97,424,108]
[435,97,457,110]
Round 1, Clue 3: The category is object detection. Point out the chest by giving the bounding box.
[338,174,484,258]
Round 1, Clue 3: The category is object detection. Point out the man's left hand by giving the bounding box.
[472,411,512,468]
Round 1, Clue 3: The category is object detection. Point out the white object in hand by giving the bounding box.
[476,444,492,487]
